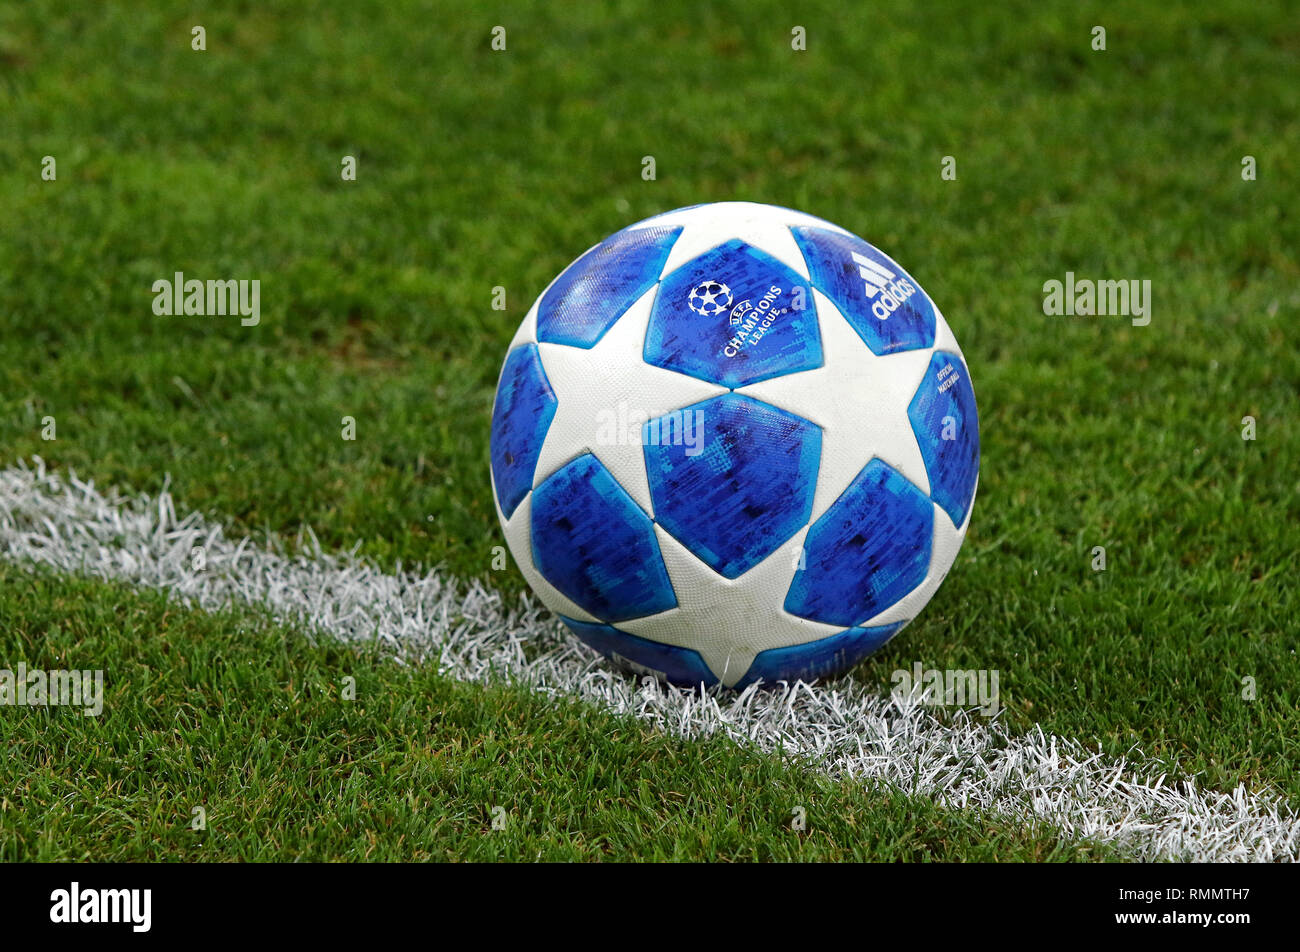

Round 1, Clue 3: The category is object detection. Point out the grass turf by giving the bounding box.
[0,0,1297,855]
[0,564,1113,861]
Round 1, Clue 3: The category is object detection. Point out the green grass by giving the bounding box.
[0,564,1113,861]
[0,0,1298,858]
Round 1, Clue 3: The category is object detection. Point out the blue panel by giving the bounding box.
[489,344,558,519]
[735,621,906,687]
[785,459,932,626]
[643,394,821,578]
[531,454,677,621]
[645,239,822,387]
[908,351,980,527]
[559,615,718,688]
[536,225,682,348]
[791,226,935,355]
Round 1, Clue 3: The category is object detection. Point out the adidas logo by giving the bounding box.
[852,251,918,320]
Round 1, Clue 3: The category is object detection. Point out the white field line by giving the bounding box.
[1,458,1296,862]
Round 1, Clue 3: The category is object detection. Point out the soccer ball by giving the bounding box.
[489,202,979,688]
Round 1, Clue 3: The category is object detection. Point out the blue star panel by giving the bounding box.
[644,394,821,578]
[489,343,558,519]
[536,225,682,348]
[531,454,677,621]
[791,226,935,355]
[784,459,932,626]
[646,239,822,387]
[908,351,980,526]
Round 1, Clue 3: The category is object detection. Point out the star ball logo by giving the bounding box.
[687,280,733,317]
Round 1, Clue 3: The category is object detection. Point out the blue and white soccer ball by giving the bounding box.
[490,202,979,688]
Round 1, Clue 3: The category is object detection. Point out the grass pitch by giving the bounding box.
[0,0,1297,859]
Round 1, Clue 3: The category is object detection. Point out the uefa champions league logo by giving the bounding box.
[685,277,801,360]
[687,280,733,316]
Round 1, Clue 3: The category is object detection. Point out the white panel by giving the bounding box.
[631,201,854,237]
[739,291,934,520]
[661,221,809,279]
[931,304,965,361]
[620,526,840,686]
